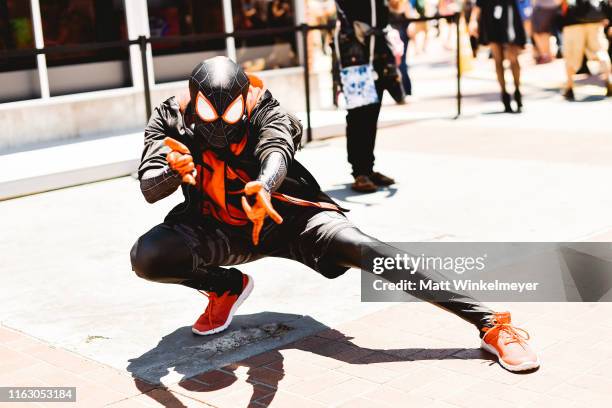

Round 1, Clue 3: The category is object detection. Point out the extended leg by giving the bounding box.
[281,210,539,372]
[324,226,494,330]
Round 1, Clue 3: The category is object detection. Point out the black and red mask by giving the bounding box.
[188,56,250,149]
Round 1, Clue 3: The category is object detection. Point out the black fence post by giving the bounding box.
[455,13,462,118]
[138,35,152,122]
[301,24,313,143]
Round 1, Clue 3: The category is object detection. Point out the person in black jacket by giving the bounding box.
[334,0,403,192]
[129,56,539,372]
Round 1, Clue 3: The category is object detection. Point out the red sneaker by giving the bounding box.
[192,274,253,336]
[481,312,540,372]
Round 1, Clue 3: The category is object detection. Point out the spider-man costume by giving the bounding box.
[130,57,540,371]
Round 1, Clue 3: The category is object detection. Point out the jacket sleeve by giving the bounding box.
[250,90,302,166]
[138,97,183,203]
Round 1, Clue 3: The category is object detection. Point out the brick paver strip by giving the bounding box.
[0,325,157,407]
[4,301,612,408]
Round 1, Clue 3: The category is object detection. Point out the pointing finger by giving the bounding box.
[241,196,253,216]
[252,220,262,246]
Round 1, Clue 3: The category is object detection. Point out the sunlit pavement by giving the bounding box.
[1,45,612,407]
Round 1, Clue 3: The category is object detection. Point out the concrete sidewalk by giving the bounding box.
[3,115,612,406]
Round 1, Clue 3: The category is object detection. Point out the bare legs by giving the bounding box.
[533,32,552,62]
[490,43,507,93]
[490,43,522,112]
[506,45,523,111]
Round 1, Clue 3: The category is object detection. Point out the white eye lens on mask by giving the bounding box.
[196,92,218,122]
[222,95,244,124]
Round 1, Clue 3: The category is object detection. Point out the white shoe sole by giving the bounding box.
[481,339,541,372]
[192,275,254,336]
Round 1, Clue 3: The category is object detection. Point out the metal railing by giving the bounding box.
[0,13,462,143]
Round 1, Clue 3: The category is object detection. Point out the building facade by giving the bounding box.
[0,0,334,152]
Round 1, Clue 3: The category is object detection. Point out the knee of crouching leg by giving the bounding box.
[130,235,162,281]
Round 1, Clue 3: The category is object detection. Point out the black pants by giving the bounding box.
[130,210,494,330]
[346,84,383,177]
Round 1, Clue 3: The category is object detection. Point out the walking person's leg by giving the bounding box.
[562,25,585,100]
[533,32,551,63]
[506,45,523,111]
[532,7,549,62]
[490,43,512,112]
[583,23,612,95]
[346,103,380,192]
[346,76,394,191]
[608,25,612,63]
[399,22,412,96]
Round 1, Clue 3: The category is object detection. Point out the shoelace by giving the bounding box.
[483,321,530,346]
[199,290,218,330]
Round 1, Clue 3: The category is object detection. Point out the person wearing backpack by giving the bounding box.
[333,0,404,192]
[560,0,612,99]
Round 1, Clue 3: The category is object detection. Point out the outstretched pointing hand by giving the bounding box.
[241,181,283,246]
[164,137,196,185]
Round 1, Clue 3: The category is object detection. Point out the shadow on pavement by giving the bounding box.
[325,184,398,205]
[574,94,607,103]
[127,312,495,407]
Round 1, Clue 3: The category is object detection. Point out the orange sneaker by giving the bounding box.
[192,274,253,336]
[481,312,540,372]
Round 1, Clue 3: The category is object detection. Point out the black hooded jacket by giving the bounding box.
[138,86,342,224]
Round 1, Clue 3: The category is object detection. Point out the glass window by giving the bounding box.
[232,0,297,71]
[40,0,129,67]
[147,0,226,83]
[147,0,225,56]
[0,0,36,72]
